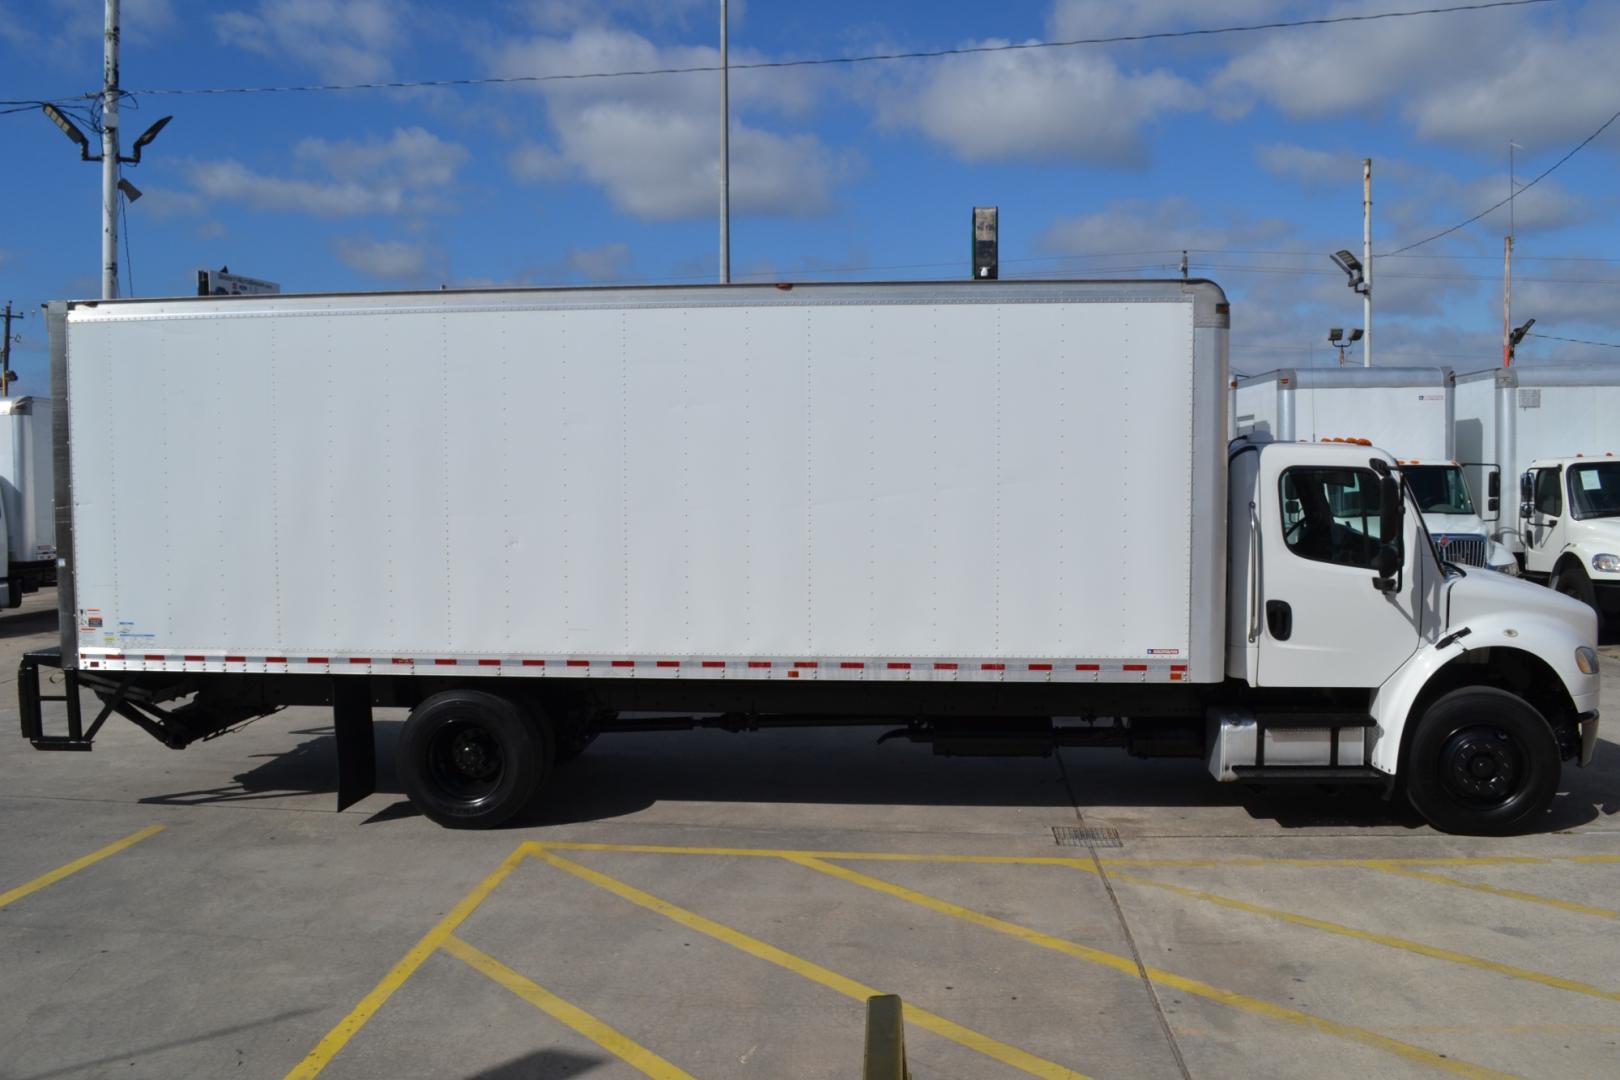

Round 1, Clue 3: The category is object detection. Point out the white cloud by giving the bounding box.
[182,127,467,218]
[507,142,571,184]
[1040,196,1290,256]
[563,242,632,281]
[879,42,1196,166]
[1048,0,1284,40]
[214,0,409,83]
[485,26,849,220]
[0,0,174,58]
[333,235,428,280]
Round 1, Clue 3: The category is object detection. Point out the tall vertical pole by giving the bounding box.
[1362,158,1372,367]
[1,301,14,398]
[1502,236,1514,367]
[102,0,121,299]
[718,0,730,284]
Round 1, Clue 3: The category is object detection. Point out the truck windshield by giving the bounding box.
[1568,462,1620,519]
[1402,465,1476,516]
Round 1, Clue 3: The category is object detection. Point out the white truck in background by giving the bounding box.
[1455,364,1620,623]
[19,281,1601,835]
[1233,367,1516,572]
[0,396,57,608]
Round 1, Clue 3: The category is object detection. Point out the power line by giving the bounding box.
[1381,103,1620,256]
[1526,331,1620,349]
[84,0,1550,98]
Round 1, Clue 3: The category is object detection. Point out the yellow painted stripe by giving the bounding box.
[524,839,1620,871]
[1107,870,1620,1003]
[530,849,1090,1080]
[1366,863,1620,920]
[0,825,164,911]
[442,935,698,1080]
[789,856,1514,1080]
[283,844,529,1080]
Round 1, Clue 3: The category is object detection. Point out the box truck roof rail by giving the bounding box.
[1456,364,1620,389]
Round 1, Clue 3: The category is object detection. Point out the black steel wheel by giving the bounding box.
[399,690,549,828]
[1405,687,1559,835]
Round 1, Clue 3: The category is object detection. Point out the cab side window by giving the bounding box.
[1279,467,1387,568]
[1533,467,1562,517]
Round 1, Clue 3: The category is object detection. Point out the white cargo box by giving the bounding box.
[1234,367,1453,458]
[62,281,1228,683]
[0,397,56,563]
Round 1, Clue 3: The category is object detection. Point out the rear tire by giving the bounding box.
[399,690,550,828]
[1405,687,1559,836]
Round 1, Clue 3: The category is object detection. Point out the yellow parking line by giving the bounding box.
[788,856,1512,1080]
[530,848,1091,1080]
[283,844,529,1080]
[0,825,164,911]
[442,935,698,1080]
[1106,870,1620,1003]
[1365,863,1620,920]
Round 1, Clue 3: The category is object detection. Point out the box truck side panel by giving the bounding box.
[66,285,1218,678]
[1295,386,1450,457]
[1514,385,1620,466]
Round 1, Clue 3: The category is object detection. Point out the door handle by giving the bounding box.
[1266,600,1293,641]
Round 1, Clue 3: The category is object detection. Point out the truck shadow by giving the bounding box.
[0,606,59,639]
[138,721,406,807]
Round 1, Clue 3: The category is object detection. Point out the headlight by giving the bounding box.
[1593,553,1620,573]
[1576,646,1600,675]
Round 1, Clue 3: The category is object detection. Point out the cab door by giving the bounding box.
[1522,466,1563,577]
[1256,451,1423,687]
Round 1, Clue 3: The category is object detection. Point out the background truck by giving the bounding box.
[20,280,1601,835]
[1233,366,1515,572]
[1455,364,1620,623]
[0,396,57,608]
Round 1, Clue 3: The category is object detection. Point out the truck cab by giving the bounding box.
[1397,458,1517,573]
[1519,455,1620,622]
[1225,436,1600,833]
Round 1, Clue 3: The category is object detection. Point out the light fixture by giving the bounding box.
[41,103,92,160]
[1330,249,1367,294]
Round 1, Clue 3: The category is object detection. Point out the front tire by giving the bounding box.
[1552,562,1599,619]
[398,690,550,828]
[1405,687,1560,836]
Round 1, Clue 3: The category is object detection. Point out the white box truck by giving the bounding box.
[1234,367,1515,572]
[20,282,1601,834]
[1455,364,1620,622]
[0,396,57,607]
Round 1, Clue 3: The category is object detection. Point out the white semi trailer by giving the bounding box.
[1455,364,1620,621]
[0,396,57,607]
[20,281,1601,834]
[1233,367,1515,572]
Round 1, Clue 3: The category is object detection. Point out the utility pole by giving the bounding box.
[1362,158,1372,367]
[1502,141,1519,368]
[102,0,121,299]
[718,0,730,284]
[1,301,21,398]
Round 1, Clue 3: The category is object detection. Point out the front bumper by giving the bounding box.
[1580,710,1600,767]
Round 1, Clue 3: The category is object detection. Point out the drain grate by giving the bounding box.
[1052,825,1122,848]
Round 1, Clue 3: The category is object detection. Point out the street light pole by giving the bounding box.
[102,0,121,299]
[718,0,730,284]
[1362,158,1372,367]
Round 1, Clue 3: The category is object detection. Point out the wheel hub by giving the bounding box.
[1441,727,1521,803]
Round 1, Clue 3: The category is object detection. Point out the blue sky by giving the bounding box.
[2,0,1617,392]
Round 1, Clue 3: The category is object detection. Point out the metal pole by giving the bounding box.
[102,0,120,299]
[718,0,730,284]
[1502,235,1514,367]
[1,301,13,398]
[1362,158,1372,367]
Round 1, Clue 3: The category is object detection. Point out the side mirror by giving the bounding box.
[1378,475,1401,542]
[1487,471,1500,514]
[1519,500,1534,520]
[1520,471,1534,503]
[1373,542,1401,580]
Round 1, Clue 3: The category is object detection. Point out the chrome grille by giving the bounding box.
[1433,533,1488,568]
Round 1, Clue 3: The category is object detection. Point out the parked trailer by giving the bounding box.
[1233,367,1514,572]
[0,396,57,607]
[1456,364,1620,621]
[20,281,1601,834]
